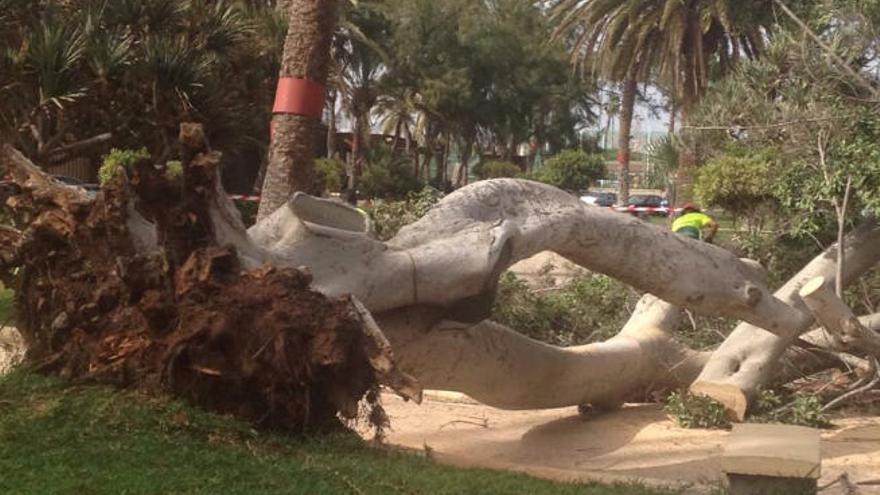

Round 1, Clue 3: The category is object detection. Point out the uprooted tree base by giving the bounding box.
[0,125,389,432]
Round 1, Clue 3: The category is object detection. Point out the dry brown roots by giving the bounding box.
[0,124,393,432]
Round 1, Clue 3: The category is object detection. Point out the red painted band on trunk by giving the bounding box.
[272,78,326,118]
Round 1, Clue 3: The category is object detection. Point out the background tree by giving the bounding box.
[0,0,281,191]
[257,0,339,221]
[551,0,780,202]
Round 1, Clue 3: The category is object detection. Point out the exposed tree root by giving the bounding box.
[0,127,418,432]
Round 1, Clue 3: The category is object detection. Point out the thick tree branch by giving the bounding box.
[379,295,708,410]
[800,276,880,356]
[693,219,880,418]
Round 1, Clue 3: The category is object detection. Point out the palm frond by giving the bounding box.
[25,20,88,106]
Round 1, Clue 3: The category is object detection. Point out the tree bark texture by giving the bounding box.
[617,72,637,203]
[257,0,339,222]
[380,296,709,410]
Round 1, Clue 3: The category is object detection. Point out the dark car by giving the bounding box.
[627,194,664,207]
[626,194,666,217]
[595,192,617,207]
[579,191,618,207]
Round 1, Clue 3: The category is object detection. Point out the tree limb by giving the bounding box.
[800,276,880,357]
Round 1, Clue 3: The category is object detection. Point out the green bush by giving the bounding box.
[665,392,731,429]
[368,187,443,241]
[666,388,830,430]
[694,147,780,223]
[165,160,183,180]
[360,148,423,199]
[99,148,151,185]
[315,157,347,194]
[234,199,258,227]
[475,160,521,180]
[491,272,635,346]
[751,389,830,428]
[531,149,605,191]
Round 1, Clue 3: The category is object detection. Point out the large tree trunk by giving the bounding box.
[257,0,339,222]
[617,72,638,204]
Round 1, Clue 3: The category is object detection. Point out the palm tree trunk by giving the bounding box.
[440,135,451,186]
[675,91,698,204]
[258,0,339,222]
[460,137,474,186]
[668,97,676,135]
[392,120,402,155]
[327,89,337,159]
[617,72,638,205]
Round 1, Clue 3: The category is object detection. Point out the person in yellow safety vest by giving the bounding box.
[672,203,718,242]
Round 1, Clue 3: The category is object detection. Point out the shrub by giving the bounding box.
[368,187,443,241]
[666,388,830,430]
[694,147,780,228]
[475,160,521,180]
[491,272,635,346]
[234,199,258,227]
[166,160,183,180]
[750,389,830,428]
[99,148,151,185]
[315,157,347,194]
[360,148,423,199]
[665,392,731,429]
[531,149,605,191]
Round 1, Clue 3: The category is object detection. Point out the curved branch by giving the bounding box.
[252,179,807,333]
[378,295,708,410]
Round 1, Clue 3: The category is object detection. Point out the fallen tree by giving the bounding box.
[2,127,879,426]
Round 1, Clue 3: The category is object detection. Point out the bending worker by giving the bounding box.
[672,203,718,242]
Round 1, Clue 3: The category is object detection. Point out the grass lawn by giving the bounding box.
[0,370,677,495]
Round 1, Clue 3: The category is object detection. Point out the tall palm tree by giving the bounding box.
[257,0,339,222]
[333,3,390,202]
[551,0,772,201]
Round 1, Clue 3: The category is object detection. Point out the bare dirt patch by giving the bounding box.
[375,392,880,494]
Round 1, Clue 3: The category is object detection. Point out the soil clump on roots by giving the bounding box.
[0,124,388,432]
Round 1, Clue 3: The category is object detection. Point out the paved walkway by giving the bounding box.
[376,392,880,494]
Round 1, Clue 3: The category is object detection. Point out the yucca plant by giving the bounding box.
[25,21,88,108]
[187,0,253,55]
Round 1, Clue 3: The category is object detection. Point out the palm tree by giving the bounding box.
[257,0,340,221]
[333,3,390,203]
[551,0,772,201]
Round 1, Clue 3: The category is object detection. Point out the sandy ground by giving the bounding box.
[376,391,880,494]
[508,251,589,287]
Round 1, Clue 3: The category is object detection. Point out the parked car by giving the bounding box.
[579,191,600,205]
[626,194,666,217]
[579,191,617,207]
[595,192,617,207]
